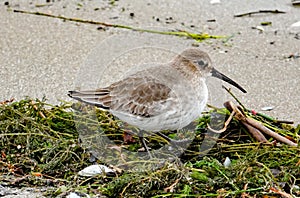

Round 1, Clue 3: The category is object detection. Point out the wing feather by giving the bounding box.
[68,76,172,117]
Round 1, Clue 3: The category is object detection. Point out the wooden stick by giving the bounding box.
[244,117,297,146]
[224,101,297,147]
[241,121,268,143]
[234,10,286,17]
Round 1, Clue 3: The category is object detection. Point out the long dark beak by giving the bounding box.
[211,68,247,93]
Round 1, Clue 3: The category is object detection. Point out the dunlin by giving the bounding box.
[68,48,246,152]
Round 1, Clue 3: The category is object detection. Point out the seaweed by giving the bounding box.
[0,97,299,197]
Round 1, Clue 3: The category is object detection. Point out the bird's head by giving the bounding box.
[179,48,247,93]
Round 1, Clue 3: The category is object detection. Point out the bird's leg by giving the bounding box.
[139,136,152,159]
[156,122,197,144]
[120,123,153,158]
[157,131,187,146]
[157,131,173,142]
[157,129,193,148]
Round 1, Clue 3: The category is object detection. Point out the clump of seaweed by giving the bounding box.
[0,97,299,197]
[0,98,90,184]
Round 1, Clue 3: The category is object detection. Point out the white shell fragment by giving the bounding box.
[289,21,300,34]
[255,26,265,32]
[261,106,274,111]
[223,157,231,168]
[291,21,300,27]
[78,164,115,177]
[210,0,221,4]
[292,0,300,5]
[66,192,90,198]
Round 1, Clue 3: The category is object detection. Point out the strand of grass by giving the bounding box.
[222,86,246,109]
[206,104,225,111]
[3,112,75,138]
[152,186,265,197]
[225,187,266,196]
[254,148,300,166]
[44,109,74,122]
[0,132,59,141]
[252,111,277,122]
[30,146,60,156]
[223,91,293,124]
[45,148,80,168]
[12,9,225,42]
[40,124,76,138]
[41,174,70,183]
[77,175,104,188]
[265,125,297,139]
[60,147,85,164]
[64,148,85,164]
[152,193,198,197]
[220,142,263,149]
[151,166,182,175]
[256,161,277,182]
[211,163,239,191]
[218,142,264,153]
[260,121,294,134]
[72,113,103,125]
[185,167,206,173]
[120,174,151,197]
[221,143,299,154]
[248,111,295,134]
[43,100,72,108]
[32,121,76,138]
[116,159,169,168]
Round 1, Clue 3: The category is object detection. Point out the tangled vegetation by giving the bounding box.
[0,97,299,197]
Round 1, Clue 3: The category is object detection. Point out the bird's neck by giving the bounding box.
[171,58,201,81]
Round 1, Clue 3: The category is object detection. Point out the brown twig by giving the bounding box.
[269,187,293,198]
[0,98,14,105]
[164,178,180,192]
[243,123,268,143]
[224,101,297,147]
[207,110,235,133]
[30,100,46,118]
[234,9,286,17]
[243,117,297,146]
[241,183,249,198]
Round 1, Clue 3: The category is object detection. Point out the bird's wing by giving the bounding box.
[68,89,111,110]
[68,76,172,117]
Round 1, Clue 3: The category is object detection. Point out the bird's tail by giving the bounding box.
[68,90,111,110]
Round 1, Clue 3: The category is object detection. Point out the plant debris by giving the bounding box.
[11,9,225,42]
[234,9,286,17]
[0,97,299,197]
[292,0,300,6]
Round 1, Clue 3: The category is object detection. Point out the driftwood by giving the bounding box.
[222,101,298,147]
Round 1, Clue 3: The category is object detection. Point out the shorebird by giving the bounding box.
[68,48,246,154]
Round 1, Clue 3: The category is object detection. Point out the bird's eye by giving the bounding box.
[197,60,208,67]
